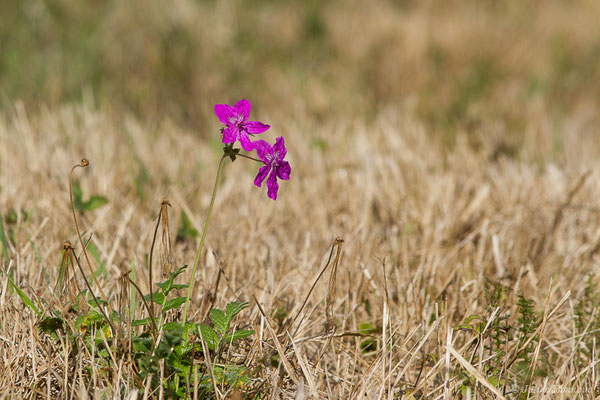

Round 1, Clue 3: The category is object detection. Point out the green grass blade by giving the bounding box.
[5,271,41,316]
[0,216,9,260]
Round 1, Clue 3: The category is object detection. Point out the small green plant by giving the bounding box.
[453,278,545,398]
[35,263,255,398]
[358,322,380,353]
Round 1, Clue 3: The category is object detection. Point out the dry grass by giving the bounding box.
[0,101,599,399]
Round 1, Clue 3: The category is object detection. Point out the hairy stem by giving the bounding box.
[183,155,226,323]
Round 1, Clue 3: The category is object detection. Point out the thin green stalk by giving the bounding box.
[183,155,226,324]
[235,153,263,163]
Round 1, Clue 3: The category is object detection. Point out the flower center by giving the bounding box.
[229,114,244,126]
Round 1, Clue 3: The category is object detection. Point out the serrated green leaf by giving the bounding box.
[132,335,153,352]
[210,309,228,334]
[156,265,187,296]
[143,291,165,305]
[162,321,183,331]
[224,329,254,344]
[225,302,248,319]
[5,271,41,315]
[198,324,220,351]
[163,296,186,312]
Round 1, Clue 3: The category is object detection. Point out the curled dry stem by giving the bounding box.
[69,158,109,304]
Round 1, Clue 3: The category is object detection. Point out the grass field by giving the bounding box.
[1,1,600,399]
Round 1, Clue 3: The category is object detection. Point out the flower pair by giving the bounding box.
[214,99,291,200]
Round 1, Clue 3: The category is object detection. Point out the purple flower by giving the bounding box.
[253,137,291,200]
[214,99,270,151]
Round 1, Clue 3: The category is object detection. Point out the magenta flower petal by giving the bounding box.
[214,104,236,125]
[237,131,254,151]
[234,99,251,122]
[277,161,291,180]
[266,170,279,200]
[214,99,269,148]
[245,121,270,134]
[222,126,238,143]
[253,140,272,162]
[273,136,287,160]
[254,165,270,187]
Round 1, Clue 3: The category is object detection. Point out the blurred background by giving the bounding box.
[1,0,599,149]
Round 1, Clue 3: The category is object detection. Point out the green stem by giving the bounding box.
[183,155,226,324]
[235,153,263,163]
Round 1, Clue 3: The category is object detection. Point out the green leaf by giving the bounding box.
[73,181,109,212]
[76,310,104,328]
[224,329,254,344]
[156,265,187,296]
[225,302,249,319]
[143,291,165,305]
[87,242,107,278]
[38,316,64,334]
[82,195,109,211]
[358,322,376,334]
[87,298,109,308]
[132,335,153,352]
[360,338,376,353]
[162,321,183,331]
[163,296,186,312]
[465,315,482,324]
[455,324,475,331]
[177,211,198,241]
[132,318,150,327]
[210,309,228,334]
[198,324,220,351]
[5,271,41,315]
